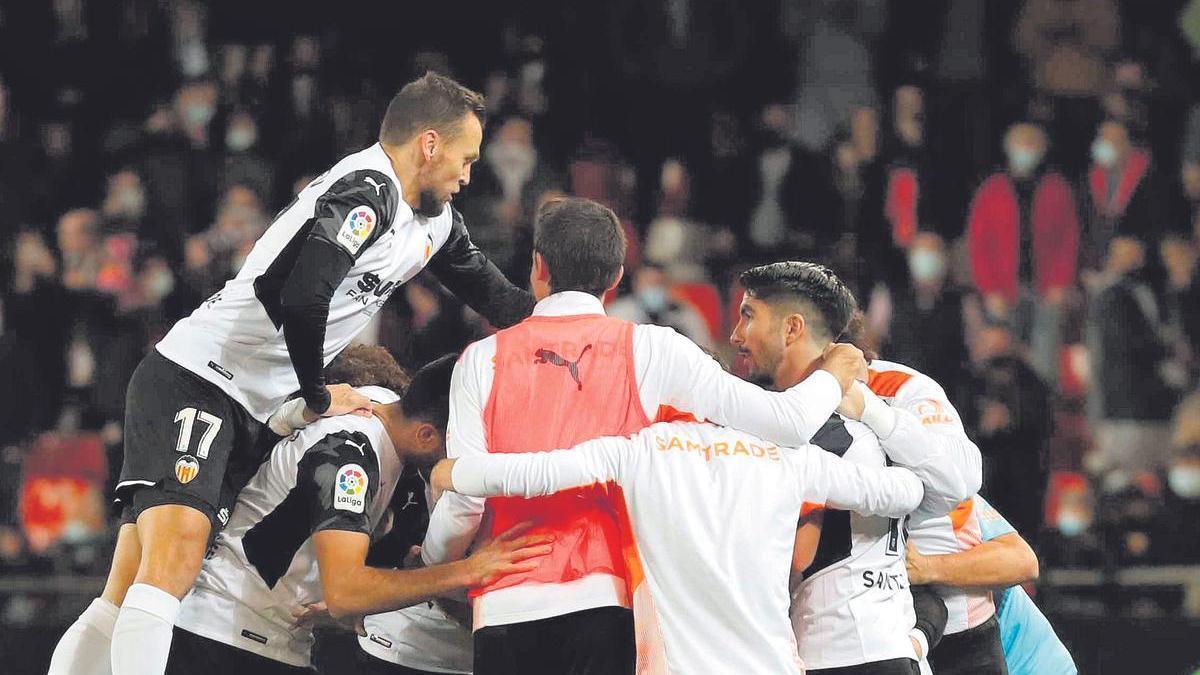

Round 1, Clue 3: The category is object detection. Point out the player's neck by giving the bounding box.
[372,403,406,447]
[773,341,824,390]
[380,141,422,211]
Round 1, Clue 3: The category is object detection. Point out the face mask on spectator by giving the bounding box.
[637,286,669,313]
[1007,146,1042,176]
[1091,139,1118,168]
[185,103,215,128]
[116,187,146,220]
[1168,464,1200,499]
[1057,510,1088,538]
[226,126,256,152]
[908,249,945,283]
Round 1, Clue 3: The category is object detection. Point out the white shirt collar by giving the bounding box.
[532,291,607,317]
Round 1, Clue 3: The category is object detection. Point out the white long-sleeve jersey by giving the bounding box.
[790,415,921,670]
[858,360,985,635]
[422,291,846,628]
[448,420,924,675]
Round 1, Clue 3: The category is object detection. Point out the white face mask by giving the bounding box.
[908,249,946,283]
[225,126,256,152]
[637,286,669,313]
[1007,147,1042,176]
[1057,511,1089,538]
[1168,465,1200,499]
[1092,139,1119,168]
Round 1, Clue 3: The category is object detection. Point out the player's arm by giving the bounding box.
[910,585,949,661]
[274,172,392,418]
[421,344,490,565]
[791,508,824,576]
[906,497,1037,588]
[840,377,982,518]
[432,433,633,498]
[314,526,550,620]
[646,326,861,446]
[905,533,1038,588]
[426,207,535,329]
[296,430,549,619]
[792,443,925,518]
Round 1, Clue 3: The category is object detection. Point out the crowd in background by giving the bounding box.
[2,0,1200,617]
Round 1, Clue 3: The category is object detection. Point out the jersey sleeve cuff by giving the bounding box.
[909,628,930,660]
[859,386,898,439]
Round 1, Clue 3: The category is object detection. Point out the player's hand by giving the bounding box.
[464,522,554,587]
[818,343,867,394]
[403,545,424,569]
[905,541,938,585]
[303,383,373,423]
[293,601,368,636]
[431,459,456,493]
[836,381,868,420]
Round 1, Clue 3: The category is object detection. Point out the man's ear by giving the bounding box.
[416,422,440,449]
[420,129,439,162]
[607,265,625,293]
[783,313,807,347]
[533,252,551,282]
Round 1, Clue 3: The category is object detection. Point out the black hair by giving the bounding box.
[533,196,626,297]
[739,261,857,342]
[379,72,487,145]
[400,353,457,429]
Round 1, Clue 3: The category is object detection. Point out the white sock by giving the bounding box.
[48,597,119,675]
[110,584,180,675]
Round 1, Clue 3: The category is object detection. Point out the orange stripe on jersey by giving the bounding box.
[949,498,974,532]
[654,405,699,424]
[800,501,824,518]
[867,369,913,398]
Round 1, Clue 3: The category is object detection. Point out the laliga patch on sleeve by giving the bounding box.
[336,206,377,255]
[334,463,368,513]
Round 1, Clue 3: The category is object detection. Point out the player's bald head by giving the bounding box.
[379,72,487,145]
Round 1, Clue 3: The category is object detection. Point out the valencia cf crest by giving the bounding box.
[175,455,200,484]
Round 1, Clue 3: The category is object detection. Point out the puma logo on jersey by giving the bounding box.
[534,345,592,391]
[364,176,386,195]
[343,438,366,455]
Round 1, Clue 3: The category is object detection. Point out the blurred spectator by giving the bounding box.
[1081,120,1159,272]
[879,232,971,397]
[742,103,840,258]
[1160,233,1200,384]
[1086,236,1177,476]
[830,105,887,294]
[1160,395,1200,563]
[99,169,148,235]
[967,122,1079,385]
[459,117,562,280]
[1015,0,1119,173]
[183,185,267,298]
[966,316,1053,535]
[57,209,101,292]
[608,264,715,351]
[788,0,882,151]
[4,231,66,434]
[218,109,276,204]
[644,159,725,282]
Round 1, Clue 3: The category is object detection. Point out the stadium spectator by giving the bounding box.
[880,232,972,399]
[607,264,715,351]
[1081,120,1160,273]
[217,109,276,205]
[966,316,1054,535]
[967,122,1079,384]
[1160,233,1200,385]
[1085,236,1177,477]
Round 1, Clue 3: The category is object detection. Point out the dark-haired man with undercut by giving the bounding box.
[423,198,868,675]
[50,71,534,675]
[730,261,982,675]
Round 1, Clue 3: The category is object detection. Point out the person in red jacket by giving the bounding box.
[967,122,1079,386]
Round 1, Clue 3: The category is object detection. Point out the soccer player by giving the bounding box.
[49,72,536,675]
[161,352,550,674]
[729,262,982,675]
[421,198,868,675]
[427,410,926,674]
[905,495,1076,675]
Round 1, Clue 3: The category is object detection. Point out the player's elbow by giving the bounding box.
[1013,538,1040,583]
[322,585,361,621]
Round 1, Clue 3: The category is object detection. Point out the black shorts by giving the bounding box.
[474,606,635,675]
[808,657,920,675]
[929,615,1008,675]
[116,350,271,532]
[165,627,313,675]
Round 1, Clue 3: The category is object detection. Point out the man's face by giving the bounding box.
[416,113,482,217]
[730,294,786,385]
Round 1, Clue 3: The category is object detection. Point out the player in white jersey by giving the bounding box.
[729,262,983,675]
[428,413,926,675]
[164,352,550,674]
[50,73,536,675]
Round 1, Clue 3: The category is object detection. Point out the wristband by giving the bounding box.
[859,387,898,439]
[268,397,310,436]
